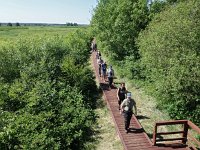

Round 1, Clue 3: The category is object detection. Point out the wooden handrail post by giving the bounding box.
[182,121,188,144]
[153,120,200,148]
[153,123,157,146]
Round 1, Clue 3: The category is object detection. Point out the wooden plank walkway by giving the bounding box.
[91,51,188,150]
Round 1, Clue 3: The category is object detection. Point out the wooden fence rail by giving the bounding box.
[153,120,200,149]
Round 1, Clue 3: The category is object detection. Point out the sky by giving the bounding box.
[0,0,98,24]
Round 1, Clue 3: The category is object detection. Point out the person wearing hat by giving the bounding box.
[120,92,137,133]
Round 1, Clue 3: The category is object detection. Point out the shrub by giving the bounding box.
[0,30,97,149]
[137,0,200,125]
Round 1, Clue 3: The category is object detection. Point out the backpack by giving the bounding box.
[93,43,97,49]
[108,69,113,77]
[102,63,107,71]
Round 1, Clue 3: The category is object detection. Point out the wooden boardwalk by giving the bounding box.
[91,52,188,150]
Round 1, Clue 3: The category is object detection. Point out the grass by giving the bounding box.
[94,101,123,150]
[85,84,123,150]
[0,26,80,42]
[84,98,123,150]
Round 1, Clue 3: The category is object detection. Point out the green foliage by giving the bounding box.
[7,23,12,27]
[0,26,78,42]
[15,23,20,26]
[149,0,167,19]
[167,0,187,4]
[137,0,200,125]
[0,29,97,149]
[91,0,149,61]
[0,44,20,82]
[65,29,91,65]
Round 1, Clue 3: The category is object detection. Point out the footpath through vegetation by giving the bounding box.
[91,0,200,127]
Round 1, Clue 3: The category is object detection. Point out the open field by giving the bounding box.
[0,26,83,42]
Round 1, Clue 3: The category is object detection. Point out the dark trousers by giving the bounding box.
[108,77,113,87]
[118,97,125,106]
[123,111,133,130]
[118,98,124,109]
[98,66,101,76]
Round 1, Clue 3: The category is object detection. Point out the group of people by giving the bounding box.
[92,39,137,133]
[96,50,115,89]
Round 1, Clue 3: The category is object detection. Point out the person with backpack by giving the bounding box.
[120,92,137,133]
[117,82,127,110]
[101,61,107,82]
[96,50,101,60]
[107,65,114,89]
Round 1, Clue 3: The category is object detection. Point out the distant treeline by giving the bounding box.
[0,22,86,27]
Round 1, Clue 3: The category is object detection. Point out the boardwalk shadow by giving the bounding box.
[147,133,164,141]
[136,115,150,120]
[113,81,121,87]
[156,143,187,148]
[147,133,187,149]
[110,84,117,89]
[147,133,153,139]
[99,82,117,90]
[100,82,110,91]
[129,127,145,134]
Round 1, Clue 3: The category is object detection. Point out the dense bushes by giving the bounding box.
[0,29,97,149]
[91,0,200,125]
[137,0,200,125]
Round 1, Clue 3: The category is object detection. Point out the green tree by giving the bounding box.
[91,0,149,59]
[16,22,20,26]
[137,0,200,125]
[149,0,167,19]
[7,23,12,26]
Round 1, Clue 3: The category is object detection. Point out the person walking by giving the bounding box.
[101,61,107,82]
[120,92,137,133]
[91,39,97,52]
[97,57,103,77]
[96,50,101,60]
[107,65,114,89]
[117,83,127,110]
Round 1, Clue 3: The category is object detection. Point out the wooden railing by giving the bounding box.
[153,120,200,149]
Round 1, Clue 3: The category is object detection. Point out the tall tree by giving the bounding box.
[91,0,149,61]
[137,0,200,125]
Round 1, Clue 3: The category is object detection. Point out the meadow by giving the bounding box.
[0,26,81,42]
